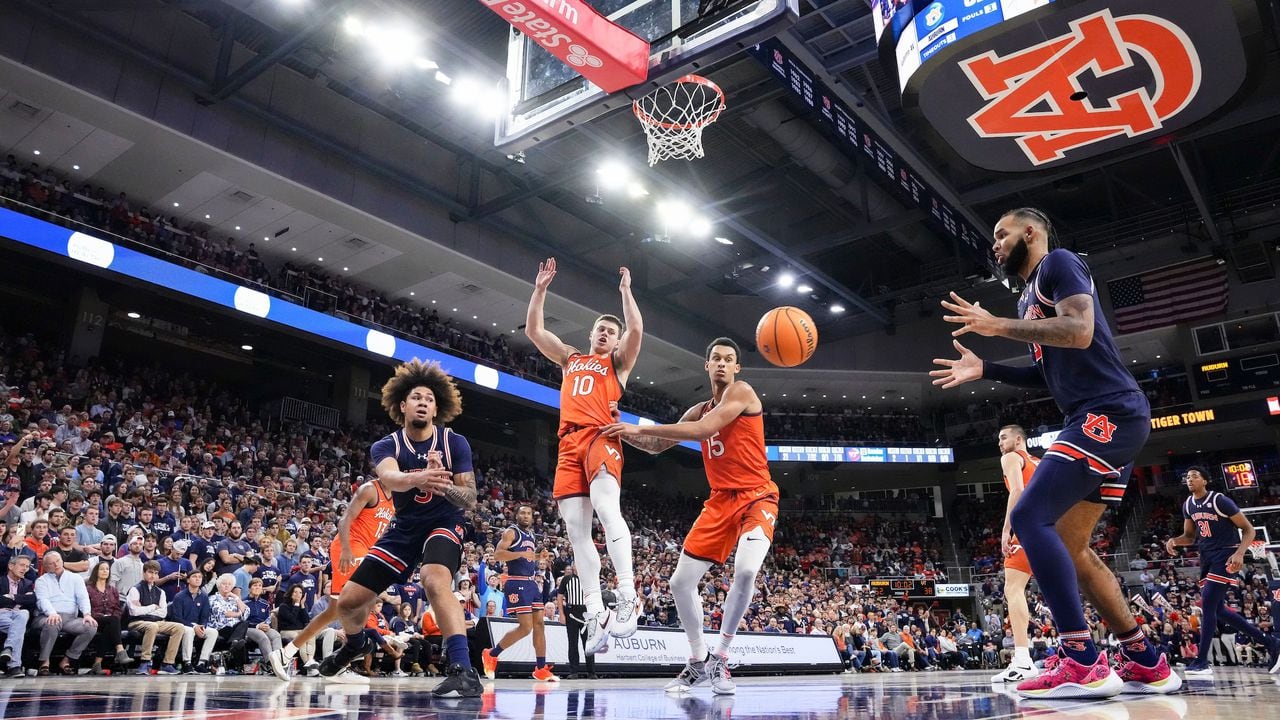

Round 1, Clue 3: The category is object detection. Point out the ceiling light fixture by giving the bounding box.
[714,237,733,245]
[241,344,253,351]
[796,284,814,294]
[72,164,80,170]
[127,312,141,319]
[32,150,40,156]
[777,272,795,288]
[830,304,846,314]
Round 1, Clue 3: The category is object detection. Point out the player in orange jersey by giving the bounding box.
[272,477,395,679]
[526,257,645,654]
[992,424,1041,683]
[604,337,777,695]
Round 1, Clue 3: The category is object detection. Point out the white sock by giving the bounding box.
[559,496,605,616]
[670,553,712,661]
[1014,647,1033,665]
[715,528,770,659]
[590,473,635,600]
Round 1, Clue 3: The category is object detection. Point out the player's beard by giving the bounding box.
[409,417,429,430]
[1002,236,1029,276]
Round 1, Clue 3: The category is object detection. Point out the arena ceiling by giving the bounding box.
[1,0,1279,405]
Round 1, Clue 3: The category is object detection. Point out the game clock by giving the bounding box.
[868,578,936,597]
[1222,460,1259,491]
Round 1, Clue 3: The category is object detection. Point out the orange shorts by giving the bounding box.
[1005,537,1033,576]
[683,481,780,565]
[329,539,371,595]
[553,427,624,500]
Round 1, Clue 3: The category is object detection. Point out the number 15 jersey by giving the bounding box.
[697,398,771,491]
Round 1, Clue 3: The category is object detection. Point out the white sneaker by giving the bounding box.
[992,663,1040,683]
[610,596,639,639]
[707,654,735,695]
[584,611,614,655]
[323,667,371,685]
[268,648,290,681]
[391,669,410,677]
[665,657,710,693]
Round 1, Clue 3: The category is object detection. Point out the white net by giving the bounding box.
[1242,504,1279,574]
[633,74,726,166]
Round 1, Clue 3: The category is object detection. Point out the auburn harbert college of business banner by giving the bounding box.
[485,618,843,676]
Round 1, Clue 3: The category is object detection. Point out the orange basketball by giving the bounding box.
[755,307,818,367]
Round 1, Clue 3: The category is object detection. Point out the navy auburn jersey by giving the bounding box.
[1017,249,1141,416]
[505,526,538,577]
[1268,578,1280,620]
[1182,491,1241,552]
[370,426,473,527]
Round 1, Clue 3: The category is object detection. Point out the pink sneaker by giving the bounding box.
[1016,651,1123,699]
[1115,654,1182,695]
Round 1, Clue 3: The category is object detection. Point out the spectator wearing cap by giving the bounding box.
[188,520,218,568]
[0,486,19,526]
[109,535,145,593]
[88,535,117,579]
[157,539,193,601]
[19,492,53,526]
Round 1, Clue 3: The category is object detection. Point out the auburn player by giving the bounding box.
[481,504,557,682]
[1166,466,1280,677]
[991,424,1041,683]
[526,257,644,653]
[317,359,481,697]
[604,337,776,696]
[273,476,394,678]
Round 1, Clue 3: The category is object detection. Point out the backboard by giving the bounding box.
[496,0,798,151]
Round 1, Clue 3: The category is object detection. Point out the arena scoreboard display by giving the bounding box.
[766,445,954,464]
[1195,354,1280,399]
[1221,460,1259,491]
[869,578,936,597]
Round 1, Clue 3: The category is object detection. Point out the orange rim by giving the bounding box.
[633,74,726,131]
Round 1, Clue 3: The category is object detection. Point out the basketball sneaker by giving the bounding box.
[267,647,289,681]
[1115,654,1182,695]
[610,596,639,639]
[707,653,735,695]
[1182,661,1213,678]
[481,648,499,680]
[271,645,297,682]
[992,661,1040,683]
[531,665,560,682]
[431,663,484,698]
[1267,638,1280,674]
[1015,651,1122,699]
[584,610,614,655]
[665,656,710,693]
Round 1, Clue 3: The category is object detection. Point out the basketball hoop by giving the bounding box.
[633,74,726,166]
[1249,539,1267,561]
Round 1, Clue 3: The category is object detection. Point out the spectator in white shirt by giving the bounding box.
[33,551,97,673]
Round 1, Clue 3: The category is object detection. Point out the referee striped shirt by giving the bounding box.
[558,573,584,606]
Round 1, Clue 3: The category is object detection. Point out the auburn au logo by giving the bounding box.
[960,9,1200,165]
[1082,413,1117,444]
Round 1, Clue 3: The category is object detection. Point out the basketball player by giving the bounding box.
[481,505,557,681]
[273,476,394,678]
[317,359,482,697]
[931,208,1179,698]
[991,424,1041,683]
[603,337,777,695]
[1165,466,1280,677]
[525,257,643,653]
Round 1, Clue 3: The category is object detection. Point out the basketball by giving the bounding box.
[755,306,818,367]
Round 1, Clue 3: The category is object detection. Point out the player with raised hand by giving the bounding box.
[526,258,644,654]
[931,208,1178,698]
[603,337,777,695]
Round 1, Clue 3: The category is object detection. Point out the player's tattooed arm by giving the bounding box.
[997,294,1094,349]
[442,471,478,510]
[621,435,679,455]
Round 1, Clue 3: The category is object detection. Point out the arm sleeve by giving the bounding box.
[370,435,395,466]
[982,362,1048,388]
[448,431,474,474]
[1039,250,1095,303]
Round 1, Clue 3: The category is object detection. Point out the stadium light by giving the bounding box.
[343,16,364,36]
[241,344,254,351]
[626,182,648,198]
[714,237,733,245]
[597,161,631,190]
[830,304,845,314]
[657,200,693,226]
[777,272,795,288]
[689,216,713,237]
[796,284,813,294]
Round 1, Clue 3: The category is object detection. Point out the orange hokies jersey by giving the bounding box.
[698,399,771,491]
[349,480,395,550]
[558,352,623,435]
[1003,448,1039,491]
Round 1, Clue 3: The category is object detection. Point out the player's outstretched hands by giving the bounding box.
[930,339,983,389]
[535,258,557,290]
[600,422,640,438]
[618,266,632,292]
[941,292,1002,338]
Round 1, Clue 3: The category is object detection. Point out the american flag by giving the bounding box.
[1107,257,1227,334]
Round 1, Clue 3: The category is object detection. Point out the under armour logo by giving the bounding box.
[565,44,603,69]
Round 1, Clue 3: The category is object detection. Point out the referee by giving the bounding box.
[556,565,595,679]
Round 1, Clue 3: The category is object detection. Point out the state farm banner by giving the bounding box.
[479,0,650,93]
[485,618,843,676]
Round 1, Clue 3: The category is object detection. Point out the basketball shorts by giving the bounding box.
[328,538,371,595]
[553,426,624,501]
[503,578,544,616]
[1040,391,1149,506]
[1004,536,1032,576]
[1198,548,1239,587]
[352,517,466,592]
[683,480,780,565]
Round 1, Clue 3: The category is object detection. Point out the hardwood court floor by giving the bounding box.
[0,666,1270,719]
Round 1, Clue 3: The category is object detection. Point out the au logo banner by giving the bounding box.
[911,0,1255,171]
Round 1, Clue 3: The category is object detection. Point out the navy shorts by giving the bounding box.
[503,578,544,615]
[1199,548,1239,587]
[352,516,467,592]
[1041,391,1150,505]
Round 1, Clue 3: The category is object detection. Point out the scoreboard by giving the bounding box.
[1221,460,1259,491]
[1195,353,1280,399]
[869,578,936,597]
